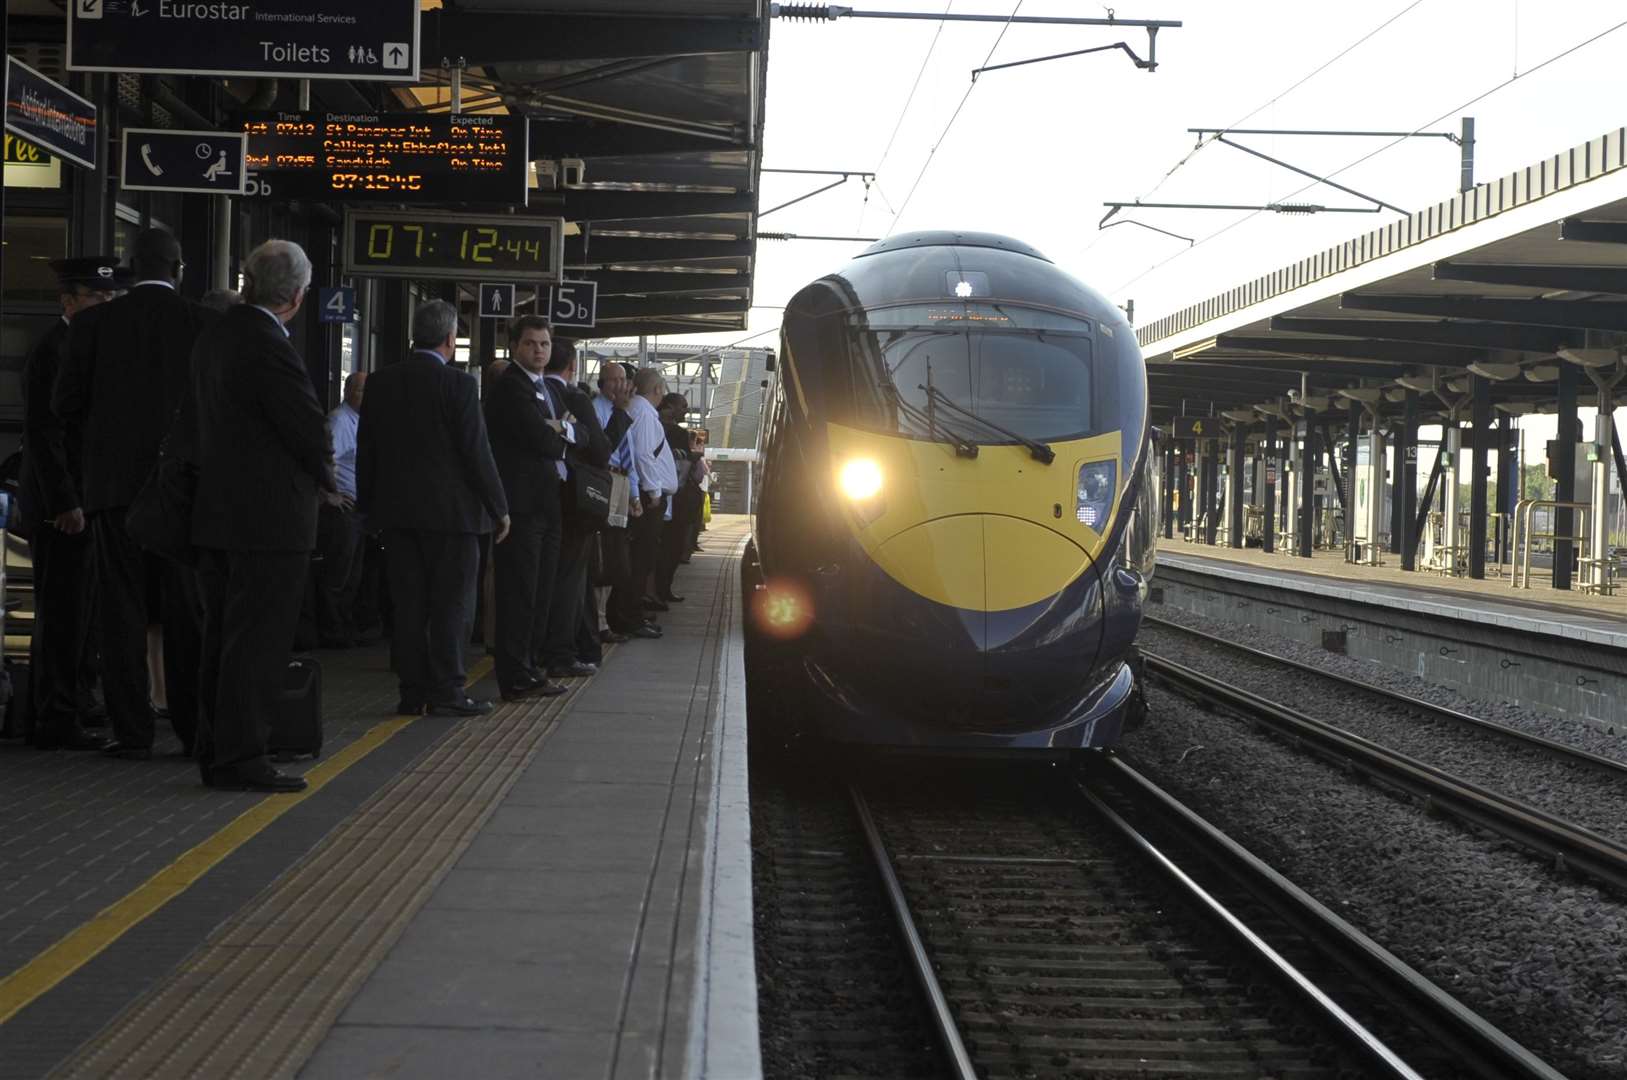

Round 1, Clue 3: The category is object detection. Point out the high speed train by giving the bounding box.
[743,231,1157,750]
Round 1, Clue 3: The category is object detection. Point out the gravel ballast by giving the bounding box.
[1138,617,1627,846]
[1122,684,1627,1080]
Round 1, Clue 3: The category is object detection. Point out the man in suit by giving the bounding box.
[593,362,658,642]
[358,300,509,715]
[54,228,214,760]
[189,240,334,792]
[314,371,367,647]
[652,392,694,606]
[19,257,125,751]
[611,369,677,633]
[482,316,571,701]
[539,339,611,680]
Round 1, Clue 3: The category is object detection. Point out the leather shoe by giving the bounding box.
[36,726,115,752]
[548,661,597,679]
[600,630,629,644]
[627,624,663,639]
[101,742,153,761]
[429,696,494,717]
[642,597,669,612]
[207,766,307,793]
[500,676,566,701]
[657,592,685,603]
[394,699,427,716]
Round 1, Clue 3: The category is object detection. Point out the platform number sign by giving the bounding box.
[318,286,355,324]
[479,283,516,320]
[1173,416,1214,440]
[546,280,598,331]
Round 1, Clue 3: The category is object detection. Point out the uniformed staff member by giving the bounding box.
[18,257,126,751]
[54,228,216,761]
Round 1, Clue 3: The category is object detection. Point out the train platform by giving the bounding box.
[1158,541,1627,649]
[0,519,759,1080]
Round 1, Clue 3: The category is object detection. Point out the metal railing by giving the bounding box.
[1510,499,1590,589]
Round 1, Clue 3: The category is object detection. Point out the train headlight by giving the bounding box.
[1076,460,1116,531]
[837,458,884,501]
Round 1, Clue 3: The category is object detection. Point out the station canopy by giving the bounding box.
[1136,128,1627,431]
[415,0,768,338]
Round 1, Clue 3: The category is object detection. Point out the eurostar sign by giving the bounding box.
[68,0,420,82]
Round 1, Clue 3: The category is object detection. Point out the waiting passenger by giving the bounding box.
[54,227,213,761]
[611,369,676,631]
[189,239,334,792]
[358,300,510,716]
[315,371,367,648]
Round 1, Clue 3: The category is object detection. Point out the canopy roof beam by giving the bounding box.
[1342,293,1627,332]
[1268,316,1581,353]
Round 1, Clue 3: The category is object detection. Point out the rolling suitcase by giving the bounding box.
[270,656,323,760]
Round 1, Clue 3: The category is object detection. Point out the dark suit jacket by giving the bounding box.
[54,283,216,513]
[18,320,78,536]
[358,350,507,534]
[189,306,334,552]
[483,363,569,519]
[552,377,612,525]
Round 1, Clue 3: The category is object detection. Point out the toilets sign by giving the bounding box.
[68,1,420,82]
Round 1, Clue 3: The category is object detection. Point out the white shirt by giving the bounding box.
[252,305,291,337]
[595,394,640,498]
[626,395,676,501]
[132,279,176,290]
[533,372,576,481]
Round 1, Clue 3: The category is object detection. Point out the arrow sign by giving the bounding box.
[478,283,516,320]
[120,129,247,195]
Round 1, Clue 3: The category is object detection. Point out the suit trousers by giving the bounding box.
[195,547,307,773]
[91,509,203,750]
[29,523,95,735]
[314,504,366,642]
[599,527,636,633]
[610,497,666,629]
[543,521,594,669]
[657,486,703,596]
[386,529,481,705]
[578,573,604,665]
[490,512,560,691]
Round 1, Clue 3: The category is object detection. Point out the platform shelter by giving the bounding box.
[1138,128,1627,600]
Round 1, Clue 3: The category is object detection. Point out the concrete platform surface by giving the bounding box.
[0,518,760,1080]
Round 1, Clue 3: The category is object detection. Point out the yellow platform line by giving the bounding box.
[0,655,494,1026]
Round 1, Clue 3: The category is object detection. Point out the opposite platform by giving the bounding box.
[1,518,760,1080]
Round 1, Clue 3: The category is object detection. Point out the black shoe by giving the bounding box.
[429,696,494,717]
[499,675,564,702]
[393,700,427,716]
[600,630,629,645]
[36,726,115,752]
[627,624,663,639]
[657,592,685,603]
[642,597,669,612]
[207,766,307,793]
[101,742,153,761]
[547,661,598,679]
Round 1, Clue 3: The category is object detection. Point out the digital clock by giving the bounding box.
[342,210,565,283]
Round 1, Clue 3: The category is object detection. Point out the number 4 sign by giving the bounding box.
[547,280,598,330]
[318,286,356,324]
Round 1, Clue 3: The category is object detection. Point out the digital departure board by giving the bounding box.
[244,112,528,204]
[342,210,565,283]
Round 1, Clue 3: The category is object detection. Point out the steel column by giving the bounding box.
[1297,420,1314,557]
[1554,363,1579,590]
[1468,375,1491,578]
[1161,440,1175,540]
[1262,416,1277,554]
[1229,426,1245,548]
[1399,391,1419,571]
[1344,400,1359,560]
[1496,415,1516,564]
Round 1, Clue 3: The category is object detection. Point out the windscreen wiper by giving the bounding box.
[917,384,1056,464]
[884,384,979,458]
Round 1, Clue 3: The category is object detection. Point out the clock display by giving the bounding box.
[342,210,564,283]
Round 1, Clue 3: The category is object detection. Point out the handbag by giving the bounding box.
[606,471,630,530]
[570,462,614,530]
[126,423,199,566]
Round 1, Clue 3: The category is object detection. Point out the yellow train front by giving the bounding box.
[746,231,1157,751]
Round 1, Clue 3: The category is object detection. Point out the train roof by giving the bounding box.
[858,231,1052,262]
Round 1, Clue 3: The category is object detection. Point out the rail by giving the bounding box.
[1510,498,1590,589]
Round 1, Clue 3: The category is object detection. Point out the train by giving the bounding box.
[743,231,1157,750]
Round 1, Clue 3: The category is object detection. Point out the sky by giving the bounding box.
[641,0,1627,461]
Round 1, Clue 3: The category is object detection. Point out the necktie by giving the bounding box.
[541,379,568,481]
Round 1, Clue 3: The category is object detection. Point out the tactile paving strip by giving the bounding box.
[49,686,581,1079]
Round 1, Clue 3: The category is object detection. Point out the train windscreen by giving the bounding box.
[843,303,1095,443]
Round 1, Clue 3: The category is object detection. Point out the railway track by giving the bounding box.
[1139,644,1627,895]
[846,762,1564,1080]
[1142,613,1627,778]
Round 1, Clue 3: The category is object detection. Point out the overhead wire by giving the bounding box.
[1106,12,1627,298]
[887,0,1026,235]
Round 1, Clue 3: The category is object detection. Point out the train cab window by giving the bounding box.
[842,303,1095,444]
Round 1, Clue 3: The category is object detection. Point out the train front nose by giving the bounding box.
[845,514,1107,729]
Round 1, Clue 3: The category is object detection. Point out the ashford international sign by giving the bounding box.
[68,1,421,82]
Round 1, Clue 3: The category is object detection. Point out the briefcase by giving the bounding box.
[570,463,614,530]
[270,656,324,760]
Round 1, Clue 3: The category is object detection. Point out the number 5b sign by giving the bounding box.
[547,280,598,331]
